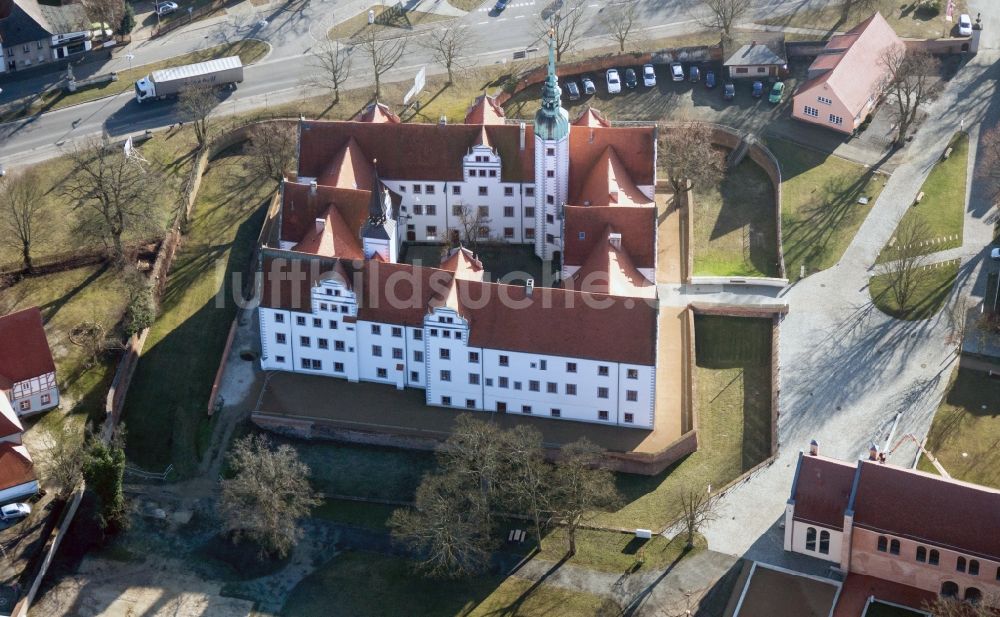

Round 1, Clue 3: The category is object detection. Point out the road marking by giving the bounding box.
[513,14,525,18]
[478,19,488,24]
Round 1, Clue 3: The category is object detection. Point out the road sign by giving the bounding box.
[403,66,425,105]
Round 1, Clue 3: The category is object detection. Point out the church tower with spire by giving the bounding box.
[361,162,398,262]
[532,32,570,262]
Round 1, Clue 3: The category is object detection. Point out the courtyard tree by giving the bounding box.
[679,486,719,549]
[63,137,158,264]
[37,424,87,498]
[499,425,553,544]
[537,0,588,62]
[657,121,726,201]
[308,40,353,104]
[81,0,125,41]
[244,122,297,186]
[0,170,47,272]
[698,0,753,44]
[922,596,995,616]
[360,27,407,100]
[977,126,1000,203]
[600,0,640,53]
[219,434,321,558]
[437,415,510,529]
[455,205,492,254]
[877,217,933,315]
[421,24,473,85]
[880,46,939,146]
[178,86,220,148]
[549,438,619,556]
[389,472,493,578]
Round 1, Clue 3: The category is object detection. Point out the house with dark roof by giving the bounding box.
[784,449,1000,614]
[0,396,38,504]
[0,307,59,416]
[0,0,95,73]
[791,13,903,134]
[256,35,660,429]
[723,34,787,80]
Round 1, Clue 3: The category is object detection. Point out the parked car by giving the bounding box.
[581,75,596,95]
[606,68,621,94]
[670,62,684,82]
[705,70,716,89]
[992,247,1000,261]
[642,64,656,87]
[752,81,764,98]
[689,66,700,83]
[723,83,735,101]
[624,68,638,89]
[156,1,178,15]
[495,0,509,12]
[0,503,30,521]
[958,13,973,36]
[565,80,580,101]
[768,81,785,104]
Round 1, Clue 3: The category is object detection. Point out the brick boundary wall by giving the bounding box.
[681,187,695,285]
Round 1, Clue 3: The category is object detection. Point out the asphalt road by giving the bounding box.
[0,0,827,168]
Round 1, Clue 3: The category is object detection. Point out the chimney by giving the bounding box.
[809,439,818,456]
[309,179,318,194]
[519,122,526,151]
[868,444,879,461]
[608,232,622,250]
[589,129,595,143]
[439,115,448,126]
[525,278,534,297]
[315,218,326,234]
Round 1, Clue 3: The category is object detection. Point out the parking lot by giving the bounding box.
[504,59,900,169]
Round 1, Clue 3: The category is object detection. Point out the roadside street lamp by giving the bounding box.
[124,53,134,72]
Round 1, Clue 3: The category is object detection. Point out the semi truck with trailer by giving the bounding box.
[134,56,243,103]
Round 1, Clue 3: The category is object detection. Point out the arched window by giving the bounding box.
[929,550,940,566]
[877,536,888,552]
[819,530,830,555]
[969,560,980,576]
[965,587,982,603]
[916,546,927,562]
[941,581,959,598]
[957,557,967,573]
[806,527,817,552]
[889,539,900,555]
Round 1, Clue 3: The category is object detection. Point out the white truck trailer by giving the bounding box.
[134,56,244,103]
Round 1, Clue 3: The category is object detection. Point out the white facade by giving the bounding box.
[6,371,59,417]
[533,133,570,261]
[259,297,654,429]
[787,517,844,564]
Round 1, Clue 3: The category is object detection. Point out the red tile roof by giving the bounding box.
[572,107,610,128]
[0,443,35,493]
[563,206,655,269]
[465,94,506,125]
[317,136,374,190]
[851,461,1000,560]
[568,126,655,206]
[292,203,365,260]
[0,397,23,440]
[280,183,369,249]
[568,228,656,298]
[790,453,857,530]
[576,146,655,208]
[832,574,936,617]
[353,101,401,124]
[0,307,56,390]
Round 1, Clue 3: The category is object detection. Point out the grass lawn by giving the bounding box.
[919,366,1000,488]
[0,40,269,123]
[869,260,958,321]
[0,266,130,437]
[328,4,453,40]
[122,145,275,475]
[313,499,399,530]
[467,578,621,617]
[289,438,436,500]
[535,528,694,573]
[692,157,780,278]
[878,133,969,264]
[769,138,887,282]
[594,315,773,530]
[756,0,967,39]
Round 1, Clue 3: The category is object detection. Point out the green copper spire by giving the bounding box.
[534,32,569,141]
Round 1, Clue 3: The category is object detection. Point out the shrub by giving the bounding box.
[118,4,136,35]
[125,286,155,337]
[916,0,941,17]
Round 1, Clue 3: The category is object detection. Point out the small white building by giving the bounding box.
[0,306,59,416]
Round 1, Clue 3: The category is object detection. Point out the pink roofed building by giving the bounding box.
[791,13,904,134]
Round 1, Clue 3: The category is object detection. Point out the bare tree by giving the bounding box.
[219,434,321,558]
[80,0,124,41]
[922,596,995,617]
[455,205,491,254]
[499,425,553,544]
[537,0,588,62]
[601,0,639,53]
[679,487,718,549]
[977,126,1000,203]
[877,217,933,315]
[421,24,473,85]
[308,40,353,104]
[436,415,508,530]
[0,171,46,272]
[389,472,492,579]
[360,28,407,101]
[37,424,87,498]
[178,87,219,148]
[244,122,297,186]
[657,121,726,200]
[549,438,619,556]
[699,0,753,43]
[63,138,157,263]
[881,46,939,146]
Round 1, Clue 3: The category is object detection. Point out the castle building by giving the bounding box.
[257,36,660,429]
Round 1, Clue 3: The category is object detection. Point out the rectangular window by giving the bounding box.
[414,350,424,362]
[529,380,540,392]
[546,195,555,205]
[598,365,609,376]
[565,384,576,395]
[478,187,488,196]
[504,228,514,239]
[442,396,452,406]
[275,355,285,363]
[525,228,535,240]
[489,170,497,177]
[624,413,634,423]
[392,348,403,359]
[566,362,577,373]
[425,185,435,194]
[525,187,535,197]
[413,204,424,215]
[440,349,450,360]
[503,206,515,217]
[539,360,547,370]
[499,355,509,366]
[499,376,509,388]
[426,225,437,237]
[318,338,329,349]
[443,330,451,338]
[626,390,638,402]
[466,399,476,408]
[392,327,402,338]
[546,169,555,178]
[804,106,819,118]
[340,306,348,314]
[547,382,557,394]
[440,370,451,382]
[377,367,388,378]
[275,313,285,323]
[296,316,306,326]
[598,410,609,421]
[453,205,464,216]
[453,185,461,195]
[469,352,479,363]
[372,345,382,357]
[468,169,476,178]
[525,207,535,218]
[335,341,345,351]
[627,369,639,379]
[276,333,287,344]
[829,114,843,126]
[478,206,489,218]
[598,387,609,399]
[455,332,462,341]
[522,405,532,414]
[413,184,422,194]
[300,358,311,369]
[335,362,344,372]
[300,336,311,347]
[19,400,29,412]
[546,147,555,156]
[478,169,486,177]
[329,320,338,329]
[817,96,832,105]
[413,329,423,341]
[411,371,419,381]
[430,328,438,336]
[313,318,322,327]
[469,373,480,385]
[550,409,561,418]
[504,187,514,197]
[426,205,437,216]
[371,324,381,335]
[735,67,748,74]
